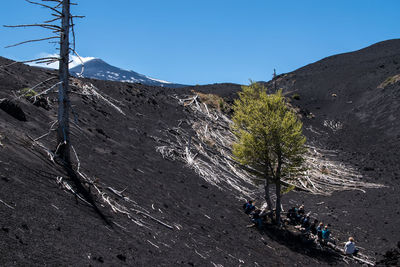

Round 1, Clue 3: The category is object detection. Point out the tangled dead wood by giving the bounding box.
[20,80,172,230]
[154,94,384,198]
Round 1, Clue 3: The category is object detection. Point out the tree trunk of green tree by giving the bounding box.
[264,177,273,211]
[275,181,281,225]
[275,159,282,225]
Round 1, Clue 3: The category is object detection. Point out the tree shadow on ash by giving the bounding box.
[24,161,112,226]
[60,161,112,226]
[259,223,341,264]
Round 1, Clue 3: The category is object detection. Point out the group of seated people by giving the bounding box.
[286,205,333,243]
[243,200,275,228]
[243,201,359,256]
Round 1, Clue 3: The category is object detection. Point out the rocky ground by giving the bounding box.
[0,39,400,266]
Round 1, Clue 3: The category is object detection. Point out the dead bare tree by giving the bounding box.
[3,2,174,230]
[3,0,82,165]
[57,0,72,164]
[1,1,116,222]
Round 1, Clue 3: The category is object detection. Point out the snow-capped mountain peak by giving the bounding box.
[69,58,185,88]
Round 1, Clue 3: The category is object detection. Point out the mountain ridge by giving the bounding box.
[70,58,187,88]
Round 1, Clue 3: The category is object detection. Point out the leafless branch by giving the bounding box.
[33,120,58,141]
[155,94,384,198]
[4,24,61,31]
[44,16,61,23]
[5,36,59,48]
[25,0,62,15]
[70,48,85,77]
[0,57,59,68]
[70,16,76,54]
[31,81,62,102]
[0,199,15,209]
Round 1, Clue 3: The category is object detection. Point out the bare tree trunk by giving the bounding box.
[275,180,281,225]
[264,177,273,211]
[57,0,70,164]
[274,158,282,225]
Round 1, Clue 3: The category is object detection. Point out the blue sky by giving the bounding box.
[1,0,399,85]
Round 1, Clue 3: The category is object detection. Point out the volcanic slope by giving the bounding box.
[1,39,400,266]
[264,39,400,263]
[1,56,337,266]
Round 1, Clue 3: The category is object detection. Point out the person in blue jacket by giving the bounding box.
[243,200,256,214]
[316,222,324,241]
[322,225,331,243]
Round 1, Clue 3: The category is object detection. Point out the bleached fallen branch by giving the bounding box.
[33,120,57,141]
[27,134,56,162]
[71,80,126,116]
[70,48,85,77]
[71,145,172,230]
[0,199,15,209]
[155,94,385,197]
[28,81,62,103]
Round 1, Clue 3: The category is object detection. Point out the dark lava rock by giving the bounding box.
[0,99,26,121]
[116,254,126,262]
[377,245,400,266]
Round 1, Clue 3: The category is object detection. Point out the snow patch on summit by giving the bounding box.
[69,58,184,88]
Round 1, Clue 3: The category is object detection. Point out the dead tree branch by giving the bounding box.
[25,0,62,15]
[5,36,59,48]
[155,94,384,198]
[4,24,61,31]
[0,199,15,210]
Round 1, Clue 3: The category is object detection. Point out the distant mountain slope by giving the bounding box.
[267,39,400,144]
[70,58,186,88]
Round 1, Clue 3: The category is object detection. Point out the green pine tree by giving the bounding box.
[232,82,306,224]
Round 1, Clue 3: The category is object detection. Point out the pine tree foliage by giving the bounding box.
[232,82,306,223]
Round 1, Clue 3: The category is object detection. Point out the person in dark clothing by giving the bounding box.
[286,207,297,224]
[310,219,319,235]
[294,204,305,224]
[243,200,256,215]
[297,204,305,216]
[251,209,263,229]
[301,215,311,232]
[317,222,324,241]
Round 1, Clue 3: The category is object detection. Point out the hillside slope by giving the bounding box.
[0,57,331,266]
[265,39,400,264]
[1,39,400,265]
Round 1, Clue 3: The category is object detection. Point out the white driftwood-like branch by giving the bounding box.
[0,199,15,209]
[30,81,62,103]
[69,48,85,77]
[71,80,126,115]
[33,120,57,141]
[155,94,384,198]
[71,146,172,230]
